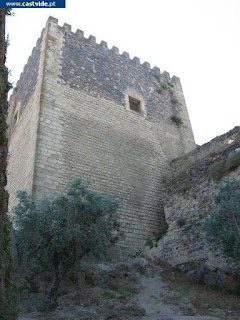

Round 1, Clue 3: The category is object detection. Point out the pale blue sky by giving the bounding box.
[6,0,240,145]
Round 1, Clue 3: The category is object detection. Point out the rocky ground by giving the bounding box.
[18,256,240,320]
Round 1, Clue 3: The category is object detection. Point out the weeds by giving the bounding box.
[226,151,240,171]
[116,285,133,298]
[161,175,168,183]
[171,96,178,105]
[209,160,226,181]
[171,115,183,126]
[152,73,160,83]
[177,217,187,227]
[102,291,115,299]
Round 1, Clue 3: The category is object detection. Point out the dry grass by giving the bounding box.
[169,280,240,312]
[156,259,240,315]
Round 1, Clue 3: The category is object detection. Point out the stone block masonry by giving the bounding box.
[7,17,195,246]
[156,127,240,287]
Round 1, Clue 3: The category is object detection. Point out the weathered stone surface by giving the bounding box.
[157,127,240,288]
[7,17,195,246]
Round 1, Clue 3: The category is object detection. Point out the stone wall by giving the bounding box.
[32,18,170,246]
[59,18,195,160]
[7,17,195,245]
[155,127,240,287]
[7,27,48,211]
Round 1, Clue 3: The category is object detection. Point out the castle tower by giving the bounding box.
[7,17,195,246]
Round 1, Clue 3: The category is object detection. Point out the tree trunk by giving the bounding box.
[0,9,17,319]
[44,264,64,311]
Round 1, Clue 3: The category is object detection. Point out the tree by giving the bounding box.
[0,9,17,319]
[205,179,240,262]
[14,178,121,310]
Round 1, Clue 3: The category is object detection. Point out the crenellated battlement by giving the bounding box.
[47,16,178,83]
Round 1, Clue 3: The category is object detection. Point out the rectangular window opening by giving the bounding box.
[129,96,141,113]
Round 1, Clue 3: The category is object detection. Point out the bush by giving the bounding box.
[13,178,120,310]
[177,217,187,227]
[171,96,178,105]
[152,73,160,83]
[209,151,240,182]
[145,237,154,249]
[209,160,226,181]
[171,115,183,126]
[161,83,167,90]
[161,175,168,183]
[226,151,240,172]
[205,180,240,262]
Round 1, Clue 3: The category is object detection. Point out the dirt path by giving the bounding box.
[135,274,221,320]
[18,257,240,320]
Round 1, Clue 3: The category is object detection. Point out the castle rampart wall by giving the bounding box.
[153,127,240,281]
[7,28,48,211]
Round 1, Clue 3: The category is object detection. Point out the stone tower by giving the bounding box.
[7,17,195,246]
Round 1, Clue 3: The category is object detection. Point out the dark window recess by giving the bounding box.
[129,97,141,113]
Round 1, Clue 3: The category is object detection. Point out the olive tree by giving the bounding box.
[205,179,240,262]
[13,178,120,310]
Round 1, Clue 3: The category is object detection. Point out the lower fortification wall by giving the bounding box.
[153,127,240,289]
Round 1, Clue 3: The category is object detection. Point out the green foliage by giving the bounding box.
[152,72,160,83]
[210,152,240,182]
[102,291,115,299]
[226,151,240,172]
[177,217,187,227]
[0,9,18,318]
[205,180,240,262]
[161,175,168,183]
[157,83,168,95]
[13,178,121,309]
[171,115,183,126]
[0,215,18,319]
[145,228,168,248]
[171,96,178,105]
[0,111,7,144]
[5,9,14,16]
[145,236,154,249]
[161,83,167,90]
[155,229,168,241]
[209,160,226,182]
[116,285,133,298]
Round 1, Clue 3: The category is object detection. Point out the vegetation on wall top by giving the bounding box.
[205,179,240,263]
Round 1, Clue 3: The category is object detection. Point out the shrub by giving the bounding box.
[205,180,240,262]
[209,160,226,181]
[145,236,154,249]
[161,83,167,90]
[171,115,183,126]
[116,285,133,298]
[157,88,163,94]
[171,96,178,104]
[226,151,240,172]
[155,228,168,241]
[177,217,187,227]
[152,73,160,83]
[161,175,168,183]
[13,178,120,310]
